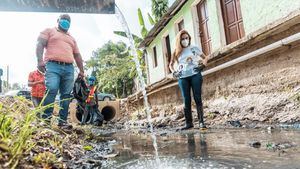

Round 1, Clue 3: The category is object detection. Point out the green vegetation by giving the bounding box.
[151,0,169,22]
[87,1,170,99]
[86,41,136,98]
[0,97,105,168]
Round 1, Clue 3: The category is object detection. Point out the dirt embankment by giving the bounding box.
[116,77,300,129]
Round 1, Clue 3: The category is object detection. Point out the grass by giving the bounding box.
[0,96,106,168]
[0,96,58,168]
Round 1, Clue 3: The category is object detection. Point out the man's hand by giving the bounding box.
[78,71,85,79]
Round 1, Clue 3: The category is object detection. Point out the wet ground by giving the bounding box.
[96,128,300,169]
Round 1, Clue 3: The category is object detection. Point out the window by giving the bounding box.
[163,35,172,74]
[220,0,245,44]
[152,46,158,68]
[177,19,185,32]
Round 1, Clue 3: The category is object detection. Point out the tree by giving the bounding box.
[151,0,169,22]
[86,41,135,98]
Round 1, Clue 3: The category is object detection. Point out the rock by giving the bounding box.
[293,123,300,129]
[100,153,119,158]
[160,132,167,136]
[275,142,295,150]
[267,126,274,131]
[227,120,242,127]
[266,141,296,151]
[171,105,184,120]
[157,123,167,128]
[73,128,85,135]
[247,106,255,112]
[249,141,261,148]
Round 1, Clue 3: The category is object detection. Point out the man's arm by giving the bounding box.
[28,80,44,87]
[74,53,84,77]
[36,37,48,71]
[28,81,34,87]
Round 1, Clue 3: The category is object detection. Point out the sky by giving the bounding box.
[0,0,161,88]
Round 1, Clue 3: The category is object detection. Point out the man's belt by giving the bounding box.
[48,60,73,65]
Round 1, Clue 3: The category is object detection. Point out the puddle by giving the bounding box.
[101,129,300,169]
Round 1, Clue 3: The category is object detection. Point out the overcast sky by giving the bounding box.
[0,0,165,88]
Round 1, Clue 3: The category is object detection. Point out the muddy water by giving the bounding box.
[101,129,300,169]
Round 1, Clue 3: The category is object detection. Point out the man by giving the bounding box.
[36,14,84,127]
[28,67,46,107]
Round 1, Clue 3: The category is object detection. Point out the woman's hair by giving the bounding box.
[172,30,191,62]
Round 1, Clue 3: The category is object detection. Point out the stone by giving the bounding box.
[249,141,261,148]
[227,120,242,127]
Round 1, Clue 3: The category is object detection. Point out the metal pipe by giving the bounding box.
[202,32,300,76]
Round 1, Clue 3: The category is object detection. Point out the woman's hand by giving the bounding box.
[202,54,209,66]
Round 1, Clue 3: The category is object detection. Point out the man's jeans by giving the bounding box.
[178,73,203,125]
[42,62,74,123]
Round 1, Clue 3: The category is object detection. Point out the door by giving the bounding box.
[221,0,245,44]
[196,0,211,55]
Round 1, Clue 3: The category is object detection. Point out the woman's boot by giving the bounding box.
[197,106,206,129]
[181,108,194,130]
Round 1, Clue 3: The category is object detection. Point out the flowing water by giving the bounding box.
[100,128,300,169]
[114,5,160,163]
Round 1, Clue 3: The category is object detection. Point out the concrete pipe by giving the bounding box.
[101,106,116,121]
[69,100,120,123]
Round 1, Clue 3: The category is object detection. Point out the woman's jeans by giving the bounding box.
[42,62,74,124]
[178,72,204,126]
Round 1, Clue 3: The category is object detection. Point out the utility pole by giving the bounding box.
[0,68,3,93]
[6,65,9,90]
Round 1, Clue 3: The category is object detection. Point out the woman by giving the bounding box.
[169,30,209,130]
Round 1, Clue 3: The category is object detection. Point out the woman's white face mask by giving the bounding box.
[181,39,189,48]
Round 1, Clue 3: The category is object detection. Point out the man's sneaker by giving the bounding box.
[199,123,207,130]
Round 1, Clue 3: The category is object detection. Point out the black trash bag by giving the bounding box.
[73,77,104,126]
[92,108,104,126]
[73,77,91,124]
[73,77,89,103]
[84,105,103,126]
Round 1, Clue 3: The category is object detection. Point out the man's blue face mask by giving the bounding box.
[59,19,70,31]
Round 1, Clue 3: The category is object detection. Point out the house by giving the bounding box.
[131,0,300,107]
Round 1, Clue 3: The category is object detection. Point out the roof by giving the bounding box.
[0,0,115,14]
[138,0,188,48]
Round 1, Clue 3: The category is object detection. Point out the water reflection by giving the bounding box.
[186,132,208,160]
[106,129,300,169]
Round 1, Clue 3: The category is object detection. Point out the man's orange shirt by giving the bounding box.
[38,27,80,63]
[28,70,46,98]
